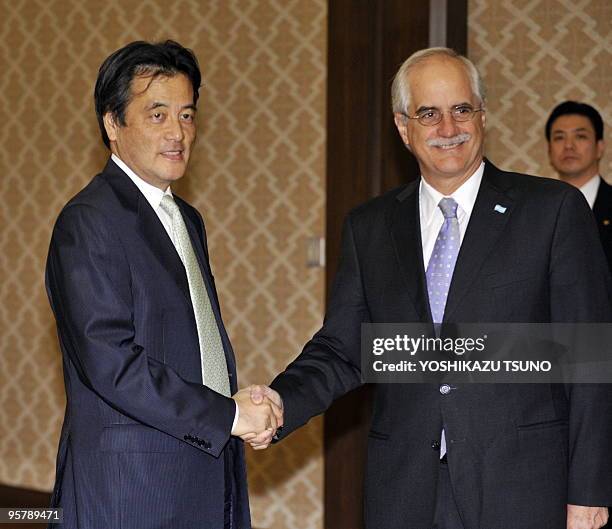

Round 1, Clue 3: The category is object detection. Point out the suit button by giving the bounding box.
[431,440,441,451]
[439,384,452,395]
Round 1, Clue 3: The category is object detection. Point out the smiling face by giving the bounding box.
[548,114,604,187]
[104,73,197,190]
[394,56,486,195]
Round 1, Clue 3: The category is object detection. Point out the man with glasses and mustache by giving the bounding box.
[248,48,612,529]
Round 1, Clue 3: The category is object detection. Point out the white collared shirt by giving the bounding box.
[419,161,485,268]
[111,154,177,246]
[578,174,601,210]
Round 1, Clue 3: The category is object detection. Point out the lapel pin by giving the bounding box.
[494,204,507,214]
[603,219,610,226]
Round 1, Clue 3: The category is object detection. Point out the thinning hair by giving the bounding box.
[391,47,486,114]
[94,40,201,149]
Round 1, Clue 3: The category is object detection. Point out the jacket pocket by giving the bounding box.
[100,424,181,453]
[516,418,568,432]
[368,429,390,441]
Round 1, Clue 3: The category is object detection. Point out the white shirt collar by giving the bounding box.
[419,161,485,228]
[578,174,601,210]
[111,153,172,210]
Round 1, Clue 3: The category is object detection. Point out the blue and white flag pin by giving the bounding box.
[494,204,507,214]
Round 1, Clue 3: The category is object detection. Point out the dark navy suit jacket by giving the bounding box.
[46,159,250,528]
[271,161,612,529]
[593,177,612,276]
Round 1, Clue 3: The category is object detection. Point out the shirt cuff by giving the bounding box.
[231,400,240,433]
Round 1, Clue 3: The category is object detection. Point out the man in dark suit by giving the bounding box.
[45,40,280,529]
[249,48,612,529]
[546,101,611,274]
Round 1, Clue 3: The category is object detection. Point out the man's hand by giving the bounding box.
[567,505,609,529]
[245,385,284,450]
[231,387,282,445]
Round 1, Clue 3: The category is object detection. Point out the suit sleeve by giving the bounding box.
[46,203,235,457]
[271,215,366,438]
[549,188,612,506]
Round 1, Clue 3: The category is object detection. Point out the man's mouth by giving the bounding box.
[427,133,472,150]
[161,150,184,161]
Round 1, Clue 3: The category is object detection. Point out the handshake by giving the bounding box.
[231,385,283,449]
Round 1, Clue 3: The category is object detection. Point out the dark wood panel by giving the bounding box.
[0,485,51,529]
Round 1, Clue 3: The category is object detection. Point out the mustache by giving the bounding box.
[426,133,472,147]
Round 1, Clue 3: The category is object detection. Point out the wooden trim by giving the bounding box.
[0,484,50,507]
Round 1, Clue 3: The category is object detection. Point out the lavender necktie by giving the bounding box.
[426,197,460,459]
[426,197,460,325]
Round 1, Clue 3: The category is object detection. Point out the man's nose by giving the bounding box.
[436,112,460,137]
[165,118,185,141]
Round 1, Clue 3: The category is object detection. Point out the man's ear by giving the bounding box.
[394,112,410,148]
[103,113,119,143]
[596,139,605,161]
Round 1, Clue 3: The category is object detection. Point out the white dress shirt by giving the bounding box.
[419,161,485,269]
[578,174,601,210]
[111,154,240,430]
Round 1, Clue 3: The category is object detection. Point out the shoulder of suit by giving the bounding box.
[484,161,582,206]
[347,184,413,222]
[57,172,116,218]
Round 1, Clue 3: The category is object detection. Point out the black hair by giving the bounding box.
[94,40,201,148]
[545,100,604,142]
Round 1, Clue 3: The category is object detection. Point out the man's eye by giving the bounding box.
[181,113,194,121]
[420,111,436,119]
[455,106,472,114]
[152,112,163,120]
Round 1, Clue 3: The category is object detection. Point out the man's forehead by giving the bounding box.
[128,73,193,101]
[408,58,474,104]
[551,114,595,133]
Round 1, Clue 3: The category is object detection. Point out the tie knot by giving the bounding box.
[438,197,458,219]
[160,194,180,218]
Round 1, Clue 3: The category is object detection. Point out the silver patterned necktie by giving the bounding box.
[425,197,460,458]
[159,195,230,397]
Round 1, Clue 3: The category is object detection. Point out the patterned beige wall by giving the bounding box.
[0,1,326,528]
[469,0,612,179]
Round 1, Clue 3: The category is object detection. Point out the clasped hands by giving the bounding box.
[231,385,283,450]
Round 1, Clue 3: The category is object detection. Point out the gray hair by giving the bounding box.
[391,47,486,114]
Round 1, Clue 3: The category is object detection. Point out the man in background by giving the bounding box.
[250,48,612,529]
[546,100,611,272]
[46,40,279,529]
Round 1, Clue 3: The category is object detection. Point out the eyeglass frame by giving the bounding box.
[402,104,485,127]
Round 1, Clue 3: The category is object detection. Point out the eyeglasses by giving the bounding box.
[404,105,484,126]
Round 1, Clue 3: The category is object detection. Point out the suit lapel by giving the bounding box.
[101,160,192,306]
[389,180,432,322]
[443,162,514,322]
